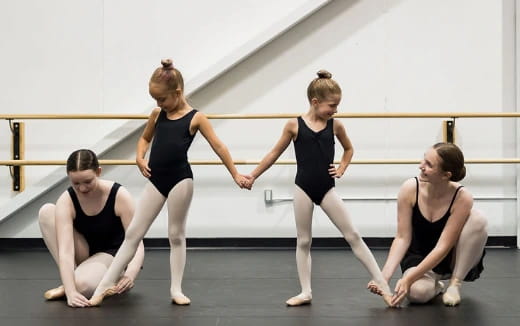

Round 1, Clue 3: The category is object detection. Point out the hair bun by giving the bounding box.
[317,70,332,79]
[161,59,174,70]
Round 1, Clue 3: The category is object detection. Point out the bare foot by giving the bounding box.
[44,285,65,300]
[286,294,312,306]
[88,286,117,307]
[171,294,191,305]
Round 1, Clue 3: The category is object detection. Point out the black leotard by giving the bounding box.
[400,177,484,281]
[148,109,197,197]
[70,183,124,256]
[294,117,335,205]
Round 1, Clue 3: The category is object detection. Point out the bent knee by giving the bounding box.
[75,277,96,297]
[38,203,56,224]
[466,209,488,233]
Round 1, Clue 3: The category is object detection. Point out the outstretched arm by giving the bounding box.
[55,193,91,307]
[194,112,247,187]
[381,179,415,281]
[113,187,145,294]
[248,119,297,187]
[368,178,414,299]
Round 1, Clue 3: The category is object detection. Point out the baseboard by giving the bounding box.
[0,236,516,250]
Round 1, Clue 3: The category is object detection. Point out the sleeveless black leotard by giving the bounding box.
[148,109,197,197]
[400,177,485,281]
[294,117,335,205]
[70,183,124,256]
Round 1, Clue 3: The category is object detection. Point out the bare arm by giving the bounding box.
[249,118,297,181]
[330,119,353,178]
[55,193,90,307]
[136,108,161,178]
[193,112,245,186]
[380,179,415,281]
[113,186,144,293]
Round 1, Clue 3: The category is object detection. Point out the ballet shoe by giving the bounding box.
[367,281,395,307]
[381,292,394,307]
[44,285,65,300]
[286,295,312,306]
[442,279,462,306]
[89,287,117,307]
[436,281,445,295]
[171,294,191,305]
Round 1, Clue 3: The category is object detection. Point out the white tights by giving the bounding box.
[38,204,114,298]
[92,179,193,298]
[292,186,390,298]
[405,209,488,303]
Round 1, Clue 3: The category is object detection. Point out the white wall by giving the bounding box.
[0,0,517,239]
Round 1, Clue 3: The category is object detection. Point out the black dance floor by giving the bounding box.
[0,248,518,326]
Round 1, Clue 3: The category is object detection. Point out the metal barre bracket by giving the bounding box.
[10,121,24,191]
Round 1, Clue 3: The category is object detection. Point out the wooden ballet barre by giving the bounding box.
[2,158,520,166]
[2,112,520,120]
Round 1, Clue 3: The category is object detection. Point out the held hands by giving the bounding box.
[234,174,254,190]
[241,174,255,190]
[136,158,151,178]
[328,164,345,178]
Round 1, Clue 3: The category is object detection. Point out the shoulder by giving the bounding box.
[147,107,162,122]
[113,184,134,216]
[285,117,298,130]
[192,109,208,123]
[114,184,133,205]
[55,190,75,216]
[150,107,162,116]
[56,189,73,205]
[332,118,346,132]
[453,184,473,207]
[397,178,418,204]
[193,109,205,118]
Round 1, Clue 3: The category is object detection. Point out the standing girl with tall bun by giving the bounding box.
[90,59,249,306]
[245,70,393,307]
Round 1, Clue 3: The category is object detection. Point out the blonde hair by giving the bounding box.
[149,59,184,91]
[307,70,341,102]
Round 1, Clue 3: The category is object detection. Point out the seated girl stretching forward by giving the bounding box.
[39,149,144,307]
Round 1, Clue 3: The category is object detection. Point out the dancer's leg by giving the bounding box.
[74,253,114,298]
[165,179,193,305]
[443,209,487,306]
[90,182,166,302]
[38,203,89,299]
[286,186,314,306]
[320,189,392,305]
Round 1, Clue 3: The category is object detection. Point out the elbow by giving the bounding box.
[394,235,411,247]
